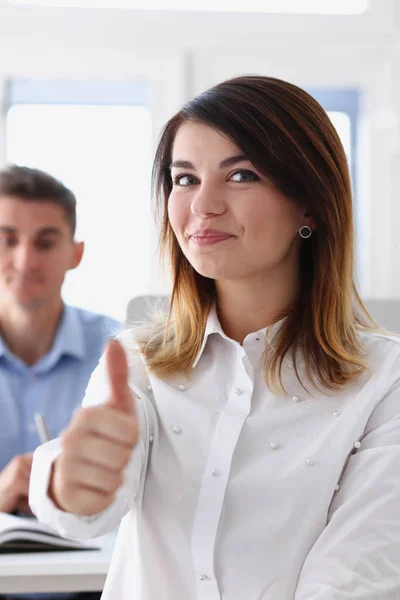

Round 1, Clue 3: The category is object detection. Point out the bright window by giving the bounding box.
[6,81,153,322]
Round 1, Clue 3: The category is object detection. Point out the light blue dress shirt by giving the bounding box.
[0,305,121,471]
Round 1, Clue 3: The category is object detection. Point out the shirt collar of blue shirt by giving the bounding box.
[0,304,86,373]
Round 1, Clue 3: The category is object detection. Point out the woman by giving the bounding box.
[30,76,400,599]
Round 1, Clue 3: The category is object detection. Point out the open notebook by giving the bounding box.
[0,512,100,553]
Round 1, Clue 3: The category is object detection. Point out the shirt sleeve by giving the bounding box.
[295,351,400,599]
[29,333,151,541]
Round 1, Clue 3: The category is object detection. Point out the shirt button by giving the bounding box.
[199,574,208,581]
[270,441,278,450]
[173,426,181,434]
[235,388,243,395]
[307,458,315,466]
[178,384,186,391]
[147,384,152,392]
[212,469,220,476]
[354,441,361,449]
[292,395,299,402]
[149,435,154,443]
[333,410,341,417]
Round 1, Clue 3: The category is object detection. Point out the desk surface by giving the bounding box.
[0,531,116,594]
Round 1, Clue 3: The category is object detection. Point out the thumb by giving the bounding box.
[24,453,34,466]
[105,339,136,415]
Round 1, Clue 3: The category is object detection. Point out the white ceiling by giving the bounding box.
[6,0,370,14]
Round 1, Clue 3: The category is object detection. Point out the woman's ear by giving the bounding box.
[304,212,317,232]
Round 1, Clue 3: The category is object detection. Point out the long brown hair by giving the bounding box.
[143,75,375,392]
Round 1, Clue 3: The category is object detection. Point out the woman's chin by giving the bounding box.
[191,261,240,282]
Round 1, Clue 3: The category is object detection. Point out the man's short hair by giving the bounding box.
[0,165,77,236]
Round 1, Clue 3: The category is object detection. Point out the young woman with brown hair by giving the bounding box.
[30,76,400,599]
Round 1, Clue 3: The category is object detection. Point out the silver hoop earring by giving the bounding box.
[299,225,312,239]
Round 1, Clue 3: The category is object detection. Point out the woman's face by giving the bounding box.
[168,121,309,284]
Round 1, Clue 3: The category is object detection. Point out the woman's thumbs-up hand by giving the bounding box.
[49,340,139,515]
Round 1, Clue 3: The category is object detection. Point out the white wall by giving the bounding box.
[0,0,399,306]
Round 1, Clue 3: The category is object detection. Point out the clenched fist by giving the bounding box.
[49,340,139,516]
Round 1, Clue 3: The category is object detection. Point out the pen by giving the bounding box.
[34,412,51,444]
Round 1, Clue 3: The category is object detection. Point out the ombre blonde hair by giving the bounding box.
[141,75,376,393]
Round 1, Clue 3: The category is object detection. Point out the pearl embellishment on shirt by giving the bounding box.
[173,426,181,434]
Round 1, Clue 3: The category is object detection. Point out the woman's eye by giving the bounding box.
[172,173,198,187]
[230,169,260,183]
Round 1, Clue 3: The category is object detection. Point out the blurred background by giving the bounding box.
[0,0,398,322]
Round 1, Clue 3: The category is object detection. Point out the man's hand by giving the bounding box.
[49,340,139,516]
[0,453,33,513]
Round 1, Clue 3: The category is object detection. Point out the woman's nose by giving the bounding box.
[190,182,226,218]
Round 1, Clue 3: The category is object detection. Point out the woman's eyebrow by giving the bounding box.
[170,154,248,170]
[170,160,194,170]
[219,154,248,168]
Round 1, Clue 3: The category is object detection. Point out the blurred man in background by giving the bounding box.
[0,165,120,600]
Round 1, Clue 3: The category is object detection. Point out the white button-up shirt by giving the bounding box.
[30,308,400,599]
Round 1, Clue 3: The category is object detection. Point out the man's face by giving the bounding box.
[0,196,83,310]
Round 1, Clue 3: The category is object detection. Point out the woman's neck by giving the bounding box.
[215,268,299,344]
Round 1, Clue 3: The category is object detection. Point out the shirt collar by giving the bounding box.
[192,306,286,368]
[46,304,86,361]
[192,306,224,368]
[0,304,86,371]
[30,305,86,374]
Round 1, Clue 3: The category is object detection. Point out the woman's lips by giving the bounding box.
[190,233,233,246]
